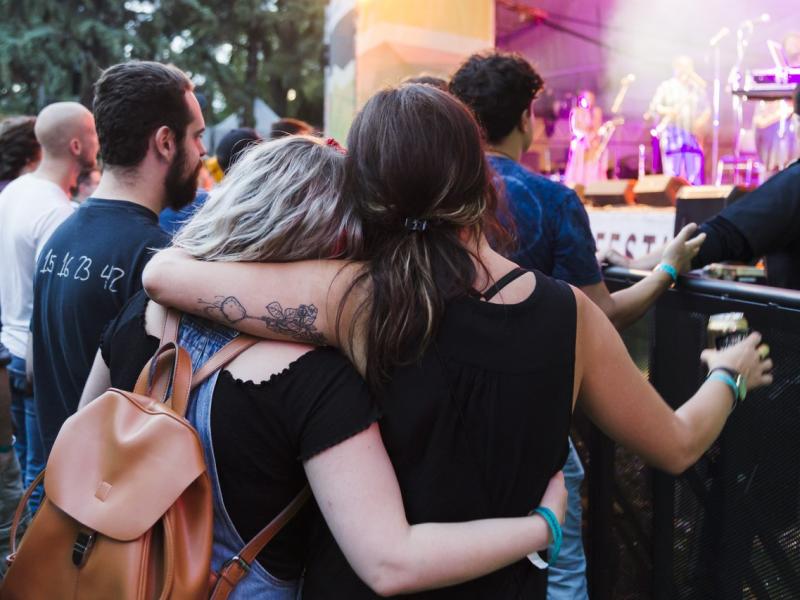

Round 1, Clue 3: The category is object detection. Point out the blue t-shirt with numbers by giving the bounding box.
[31,198,170,455]
[488,155,602,287]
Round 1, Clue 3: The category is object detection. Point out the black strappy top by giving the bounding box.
[302,269,577,599]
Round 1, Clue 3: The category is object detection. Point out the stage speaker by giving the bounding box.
[633,174,688,207]
[674,185,749,235]
[583,179,635,206]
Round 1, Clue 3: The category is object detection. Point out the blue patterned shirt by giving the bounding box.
[488,155,602,287]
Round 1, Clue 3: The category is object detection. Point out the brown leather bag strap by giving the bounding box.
[190,336,260,392]
[209,486,311,600]
[164,335,259,418]
[157,507,177,600]
[133,342,193,416]
[9,469,45,555]
[160,308,181,345]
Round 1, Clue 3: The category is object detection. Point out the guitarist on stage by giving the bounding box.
[565,90,616,186]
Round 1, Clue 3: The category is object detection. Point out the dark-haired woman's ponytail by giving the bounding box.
[359,224,475,391]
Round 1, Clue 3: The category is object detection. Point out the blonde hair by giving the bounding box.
[173,135,361,262]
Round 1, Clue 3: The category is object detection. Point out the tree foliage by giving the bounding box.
[0,0,325,126]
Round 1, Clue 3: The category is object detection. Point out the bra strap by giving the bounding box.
[476,267,529,301]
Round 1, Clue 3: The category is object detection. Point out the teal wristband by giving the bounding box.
[534,506,562,566]
[707,370,739,411]
[0,436,15,453]
[655,263,678,285]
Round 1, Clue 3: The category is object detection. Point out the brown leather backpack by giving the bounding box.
[0,311,308,599]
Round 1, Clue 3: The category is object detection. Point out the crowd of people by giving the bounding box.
[0,52,776,598]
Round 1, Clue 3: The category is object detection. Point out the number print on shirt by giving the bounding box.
[38,249,126,293]
[57,252,74,278]
[74,256,92,282]
[100,265,126,292]
[39,249,56,274]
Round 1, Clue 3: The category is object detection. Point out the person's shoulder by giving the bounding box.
[39,206,80,244]
[1,174,67,207]
[119,211,171,251]
[142,220,171,249]
[23,174,69,203]
[783,159,800,179]
[524,172,577,201]
[229,343,360,396]
[493,158,574,197]
[529,269,579,302]
[746,160,800,199]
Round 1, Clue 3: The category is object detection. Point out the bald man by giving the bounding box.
[0,101,98,513]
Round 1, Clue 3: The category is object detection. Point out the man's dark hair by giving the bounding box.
[0,116,39,181]
[93,61,193,168]
[270,118,313,140]
[449,51,544,144]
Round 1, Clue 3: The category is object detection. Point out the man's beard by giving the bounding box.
[164,145,202,211]
[78,149,97,171]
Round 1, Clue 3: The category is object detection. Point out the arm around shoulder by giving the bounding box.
[142,248,361,348]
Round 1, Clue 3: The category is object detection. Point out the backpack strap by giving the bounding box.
[209,486,312,599]
[160,308,181,345]
[190,336,260,392]
[133,342,193,415]
[8,469,45,556]
[155,310,310,596]
[157,334,260,417]
[135,308,183,406]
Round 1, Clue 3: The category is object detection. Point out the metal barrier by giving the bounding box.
[583,267,800,600]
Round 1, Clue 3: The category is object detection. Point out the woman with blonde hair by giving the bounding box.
[144,85,772,598]
[82,134,568,598]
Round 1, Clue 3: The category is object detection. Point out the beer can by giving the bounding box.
[707,312,750,350]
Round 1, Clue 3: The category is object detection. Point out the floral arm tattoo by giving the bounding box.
[198,296,327,346]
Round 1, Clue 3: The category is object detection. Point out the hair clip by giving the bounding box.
[404,218,428,232]
[325,137,346,155]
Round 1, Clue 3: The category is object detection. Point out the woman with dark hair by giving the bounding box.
[0,116,40,192]
[144,84,771,598]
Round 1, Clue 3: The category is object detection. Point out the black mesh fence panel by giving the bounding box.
[651,292,800,600]
[585,271,800,600]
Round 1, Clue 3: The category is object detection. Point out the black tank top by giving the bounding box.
[303,269,576,599]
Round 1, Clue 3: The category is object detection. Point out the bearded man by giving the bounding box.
[30,61,206,456]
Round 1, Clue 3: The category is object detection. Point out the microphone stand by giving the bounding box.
[710,27,730,184]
